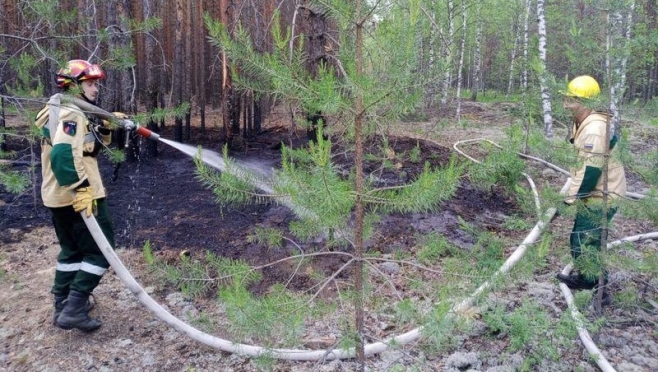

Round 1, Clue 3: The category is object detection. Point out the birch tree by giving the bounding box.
[440,0,455,106]
[521,0,531,90]
[536,0,554,138]
[607,0,636,136]
[506,11,520,96]
[470,0,482,100]
[455,0,466,121]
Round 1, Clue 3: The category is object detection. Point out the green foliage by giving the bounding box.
[472,232,507,280]
[7,53,45,98]
[610,240,658,279]
[417,233,458,264]
[614,286,640,309]
[142,240,155,265]
[483,301,562,366]
[409,142,422,163]
[365,158,463,214]
[468,143,525,192]
[247,227,285,249]
[0,165,30,194]
[220,283,308,346]
[144,242,312,347]
[421,299,459,353]
[394,298,420,325]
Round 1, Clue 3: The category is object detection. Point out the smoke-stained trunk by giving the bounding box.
[173,0,184,142]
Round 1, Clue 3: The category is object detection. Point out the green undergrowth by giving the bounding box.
[482,300,584,370]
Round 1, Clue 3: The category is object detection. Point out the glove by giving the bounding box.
[101,112,128,129]
[72,186,95,217]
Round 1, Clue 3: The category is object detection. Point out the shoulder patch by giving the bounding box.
[63,121,77,136]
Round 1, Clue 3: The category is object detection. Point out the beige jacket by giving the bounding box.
[35,99,111,208]
[567,112,626,203]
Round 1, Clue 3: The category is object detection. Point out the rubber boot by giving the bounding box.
[53,292,96,326]
[56,290,102,332]
[53,293,68,326]
[556,272,596,290]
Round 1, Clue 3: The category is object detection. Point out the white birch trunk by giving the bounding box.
[507,14,520,96]
[455,0,467,121]
[425,11,439,108]
[522,0,531,90]
[471,0,483,100]
[440,0,455,106]
[536,0,554,138]
[608,1,635,137]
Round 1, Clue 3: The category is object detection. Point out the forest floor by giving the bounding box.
[1,101,657,371]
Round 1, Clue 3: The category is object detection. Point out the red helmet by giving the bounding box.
[56,59,106,88]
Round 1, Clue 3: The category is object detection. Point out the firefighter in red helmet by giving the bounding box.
[34,59,119,332]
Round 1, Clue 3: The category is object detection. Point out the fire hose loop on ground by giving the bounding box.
[81,129,653,364]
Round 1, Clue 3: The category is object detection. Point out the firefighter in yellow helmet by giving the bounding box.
[556,75,626,307]
[34,59,120,332]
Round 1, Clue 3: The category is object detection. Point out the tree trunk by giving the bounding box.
[455,0,466,122]
[140,0,159,158]
[354,2,366,368]
[522,0,531,90]
[537,0,554,139]
[471,1,482,101]
[0,0,6,152]
[173,0,184,142]
[183,0,191,142]
[507,13,520,96]
[607,1,635,137]
[197,0,206,133]
[440,0,455,107]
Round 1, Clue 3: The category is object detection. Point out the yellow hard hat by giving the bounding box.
[565,75,601,99]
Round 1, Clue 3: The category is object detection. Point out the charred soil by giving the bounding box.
[1,102,657,371]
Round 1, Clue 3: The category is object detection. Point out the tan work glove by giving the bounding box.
[101,112,128,129]
[72,187,95,217]
[112,112,128,120]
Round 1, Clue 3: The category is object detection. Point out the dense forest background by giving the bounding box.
[1,0,655,142]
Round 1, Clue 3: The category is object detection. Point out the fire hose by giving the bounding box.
[53,94,161,142]
[74,117,656,363]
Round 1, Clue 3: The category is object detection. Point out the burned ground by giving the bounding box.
[2,103,656,371]
[1,123,520,296]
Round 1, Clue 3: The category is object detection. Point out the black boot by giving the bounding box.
[53,293,68,325]
[556,272,596,290]
[52,292,96,326]
[56,290,102,332]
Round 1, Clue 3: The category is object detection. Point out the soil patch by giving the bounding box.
[1,124,519,296]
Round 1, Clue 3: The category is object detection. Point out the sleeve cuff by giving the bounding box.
[75,179,91,190]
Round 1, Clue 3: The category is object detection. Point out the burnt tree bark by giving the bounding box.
[173,0,184,142]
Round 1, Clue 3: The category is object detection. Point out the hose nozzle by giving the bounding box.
[136,126,160,141]
[117,119,159,141]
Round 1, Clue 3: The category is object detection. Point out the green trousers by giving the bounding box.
[50,198,115,295]
[569,203,616,287]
